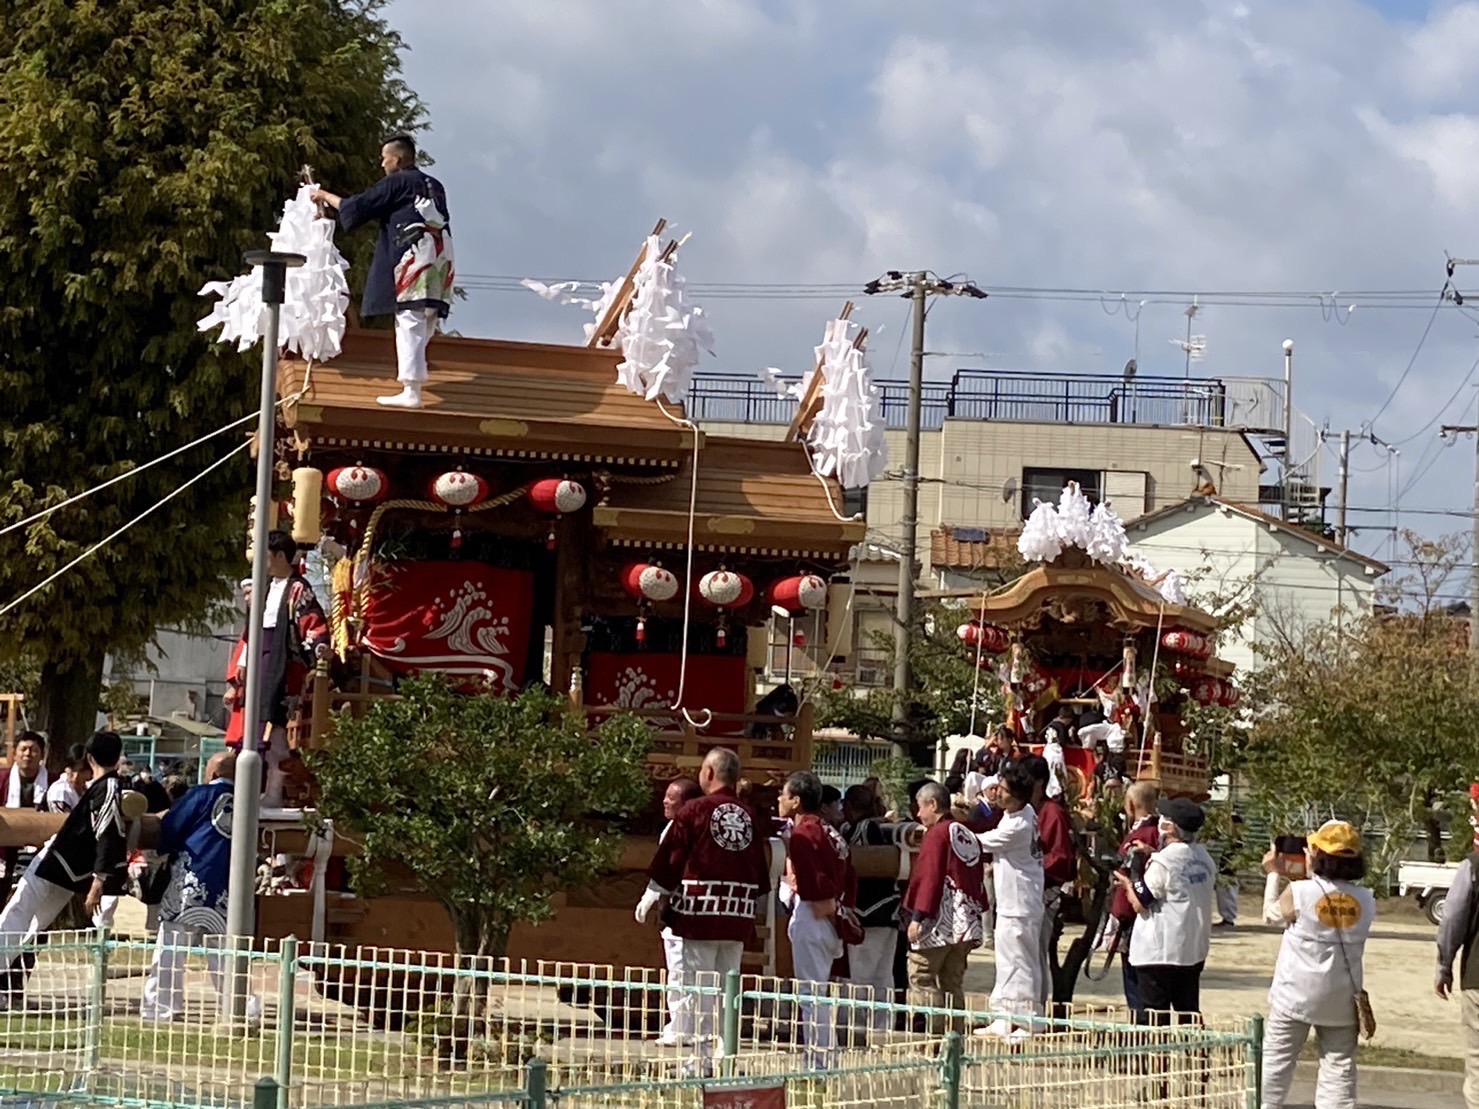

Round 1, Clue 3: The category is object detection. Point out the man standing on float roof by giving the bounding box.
[313,134,454,409]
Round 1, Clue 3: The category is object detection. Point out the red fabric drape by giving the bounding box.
[362,561,535,694]
[586,652,749,727]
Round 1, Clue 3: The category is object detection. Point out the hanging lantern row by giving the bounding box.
[1192,676,1242,708]
[956,620,1010,655]
[1161,628,1212,660]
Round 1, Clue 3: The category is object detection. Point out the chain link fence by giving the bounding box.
[0,931,1259,1108]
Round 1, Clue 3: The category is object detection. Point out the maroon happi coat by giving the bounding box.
[648,787,772,942]
[902,816,986,950]
[787,813,857,908]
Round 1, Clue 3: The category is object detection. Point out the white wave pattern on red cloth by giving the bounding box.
[362,561,534,692]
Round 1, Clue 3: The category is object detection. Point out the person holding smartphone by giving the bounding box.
[1261,821,1375,1109]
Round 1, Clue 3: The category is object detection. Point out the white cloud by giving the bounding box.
[382,0,1479,550]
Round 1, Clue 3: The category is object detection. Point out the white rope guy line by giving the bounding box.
[0,440,251,620]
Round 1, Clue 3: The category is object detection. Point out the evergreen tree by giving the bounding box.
[0,0,422,746]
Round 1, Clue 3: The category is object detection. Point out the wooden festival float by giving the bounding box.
[253,224,880,983]
[960,482,1240,802]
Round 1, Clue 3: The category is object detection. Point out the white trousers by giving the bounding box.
[846,926,898,1032]
[660,928,683,1040]
[394,307,439,384]
[1260,1007,1357,1109]
[788,905,842,1069]
[1217,885,1239,923]
[673,937,742,1054]
[141,921,222,1022]
[992,913,1044,1022]
[0,868,76,968]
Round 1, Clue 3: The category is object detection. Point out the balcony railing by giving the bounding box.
[688,368,1283,434]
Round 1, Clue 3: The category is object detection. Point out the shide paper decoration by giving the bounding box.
[522,233,714,405]
[1017,481,1187,605]
[802,318,888,490]
[198,183,350,362]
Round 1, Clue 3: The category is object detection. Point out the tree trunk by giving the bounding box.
[33,648,105,767]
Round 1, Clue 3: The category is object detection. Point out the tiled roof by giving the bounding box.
[929,527,1021,570]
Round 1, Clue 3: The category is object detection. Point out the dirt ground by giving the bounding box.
[962,892,1466,1060]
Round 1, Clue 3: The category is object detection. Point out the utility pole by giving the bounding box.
[864,270,988,751]
[1320,426,1382,545]
[1440,419,1479,656]
[226,249,304,1021]
[1337,428,1351,541]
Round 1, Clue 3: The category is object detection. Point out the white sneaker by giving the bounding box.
[1006,1027,1032,1046]
[377,385,423,408]
[973,1019,1011,1038]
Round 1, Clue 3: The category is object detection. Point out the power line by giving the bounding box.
[1362,289,1448,431]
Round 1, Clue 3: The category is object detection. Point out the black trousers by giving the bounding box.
[1133,961,1204,1022]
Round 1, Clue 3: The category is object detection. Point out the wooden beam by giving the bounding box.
[786,302,855,442]
[588,219,668,348]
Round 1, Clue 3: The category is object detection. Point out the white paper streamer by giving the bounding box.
[614,235,714,403]
[804,318,889,490]
[1086,501,1129,565]
[198,183,350,363]
[1017,499,1063,562]
[1054,483,1094,549]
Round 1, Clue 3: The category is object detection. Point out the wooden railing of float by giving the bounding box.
[293,664,816,776]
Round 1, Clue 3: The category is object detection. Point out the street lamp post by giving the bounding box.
[225,250,305,1018]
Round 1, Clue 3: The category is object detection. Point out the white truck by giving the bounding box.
[1398,860,1465,925]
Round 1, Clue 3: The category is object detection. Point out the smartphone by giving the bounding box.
[1275,834,1308,878]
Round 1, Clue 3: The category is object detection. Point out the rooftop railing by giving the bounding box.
[688,369,1285,434]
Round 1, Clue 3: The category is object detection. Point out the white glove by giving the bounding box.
[635,883,665,924]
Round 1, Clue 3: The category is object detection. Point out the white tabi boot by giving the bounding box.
[377,383,423,408]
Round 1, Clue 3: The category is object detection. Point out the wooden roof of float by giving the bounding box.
[596,438,865,559]
[279,331,696,465]
[977,556,1219,637]
[278,330,863,562]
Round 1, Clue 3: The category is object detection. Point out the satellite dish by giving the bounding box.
[1002,477,1019,504]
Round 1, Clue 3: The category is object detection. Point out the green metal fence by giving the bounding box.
[0,931,1259,1109]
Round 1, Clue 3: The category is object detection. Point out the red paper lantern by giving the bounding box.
[623,563,680,603]
[1161,629,1209,659]
[957,620,1009,654]
[428,470,490,508]
[528,478,587,516]
[1219,682,1242,708]
[698,570,755,609]
[768,574,827,614]
[1192,678,1221,706]
[326,465,388,504]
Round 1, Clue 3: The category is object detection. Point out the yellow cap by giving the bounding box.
[1308,820,1362,858]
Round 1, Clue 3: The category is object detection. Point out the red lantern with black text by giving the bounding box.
[528,478,587,550]
[1192,677,1221,706]
[326,465,388,536]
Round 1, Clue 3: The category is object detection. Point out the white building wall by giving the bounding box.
[1127,506,1382,674]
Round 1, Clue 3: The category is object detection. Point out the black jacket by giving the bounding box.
[34,772,127,894]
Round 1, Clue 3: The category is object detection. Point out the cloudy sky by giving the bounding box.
[382,0,1479,563]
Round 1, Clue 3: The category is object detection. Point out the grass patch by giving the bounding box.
[1298,1040,1464,1073]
